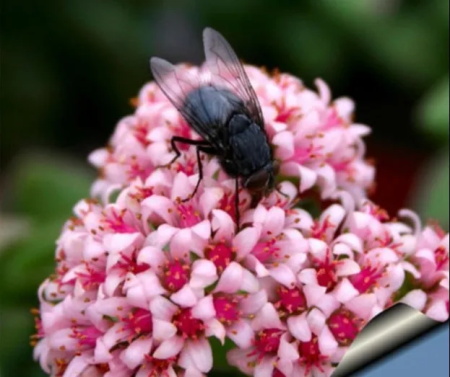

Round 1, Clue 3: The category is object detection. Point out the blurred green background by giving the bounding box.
[0,1,448,376]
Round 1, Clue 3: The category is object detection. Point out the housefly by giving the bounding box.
[150,27,277,226]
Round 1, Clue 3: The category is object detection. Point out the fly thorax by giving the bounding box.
[228,113,252,135]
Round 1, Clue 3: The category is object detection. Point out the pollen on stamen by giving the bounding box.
[162,259,190,292]
[172,308,205,339]
[205,242,235,272]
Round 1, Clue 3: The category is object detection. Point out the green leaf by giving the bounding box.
[0,219,62,304]
[210,337,243,374]
[0,307,46,377]
[409,150,449,229]
[416,76,449,142]
[6,152,94,221]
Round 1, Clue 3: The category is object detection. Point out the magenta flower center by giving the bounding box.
[253,328,284,357]
[311,216,333,240]
[350,264,383,293]
[315,259,337,291]
[123,308,153,335]
[272,368,287,377]
[163,260,190,292]
[132,120,150,147]
[129,159,152,181]
[176,204,201,228]
[205,243,234,272]
[104,209,137,233]
[252,239,280,263]
[173,308,204,339]
[116,253,150,275]
[175,157,196,176]
[213,296,240,325]
[70,325,103,348]
[144,354,177,377]
[129,185,154,202]
[218,192,237,220]
[328,311,359,345]
[298,335,327,372]
[435,246,449,270]
[290,143,323,164]
[276,286,307,315]
[76,264,106,289]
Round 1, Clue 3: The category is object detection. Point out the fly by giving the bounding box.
[150,27,277,226]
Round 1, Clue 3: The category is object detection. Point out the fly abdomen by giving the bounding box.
[228,114,271,176]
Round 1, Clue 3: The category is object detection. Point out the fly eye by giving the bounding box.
[244,169,270,192]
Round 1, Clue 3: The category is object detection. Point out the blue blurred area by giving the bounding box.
[358,325,450,377]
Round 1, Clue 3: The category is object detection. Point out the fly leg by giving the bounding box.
[181,144,218,202]
[161,136,211,167]
[235,177,240,229]
[161,136,219,202]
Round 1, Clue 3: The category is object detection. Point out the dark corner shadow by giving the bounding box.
[332,303,449,376]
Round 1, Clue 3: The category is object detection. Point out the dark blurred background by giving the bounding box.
[0,1,448,376]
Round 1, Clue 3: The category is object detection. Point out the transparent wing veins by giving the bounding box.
[203,27,264,127]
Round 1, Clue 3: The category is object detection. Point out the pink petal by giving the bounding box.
[215,262,243,293]
[287,313,311,341]
[254,355,275,377]
[170,228,194,259]
[141,195,175,224]
[192,295,215,320]
[262,206,286,236]
[200,188,223,218]
[153,335,184,359]
[272,131,294,160]
[171,172,194,200]
[103,233,143,254]
[181,338,213,373]
[190,260,218,289]
[240,289,268,314]
[171,285,199,307]
[205,318,226,343]
[282,163,317,193]
[426,301,449,322]
[318,326,339,356]
[316,294,340,319]
[298,268,318,285]
[152,319,177,341]
[346,294,377,320]
[304,284,327,307]
[400,290,427,311]
[278,333,299,361]
[240,268,261,293]
[252,303,284,330]
[336,259,361,276]
[150,296,178,319]
[307,308,327,335]
[333,278,360,303]
[191,220,212,240]
[228,319,254,349]
[62,355,90,377]
[233,227,260,259]
[136,246,166,268]
[269,264,297,288]
[211,209,235,240]
[124,271,166,308]
[120,337,153,369]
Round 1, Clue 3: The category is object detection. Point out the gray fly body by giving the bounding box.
[150,27,277,226]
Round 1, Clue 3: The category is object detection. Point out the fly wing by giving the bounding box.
[150,57,224,149]
[203,27,265,128]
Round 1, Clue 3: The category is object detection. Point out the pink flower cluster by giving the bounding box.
[34,65,448,377]
[89,66,374,203]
